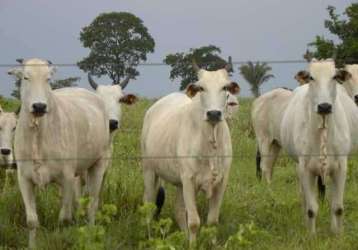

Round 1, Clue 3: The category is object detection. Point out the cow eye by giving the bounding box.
[222,85,229,91]
[197,86,204,92]
[309,76,314,81]
[23,76,29,80]
[12,127,16,132]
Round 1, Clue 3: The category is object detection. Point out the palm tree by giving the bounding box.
[239,61,274,97]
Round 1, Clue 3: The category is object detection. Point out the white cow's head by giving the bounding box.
[186,61,240,124]
[0,109,17,166]
[88,74,137,133]
[294,59,348,115]
[8,58,56,117]
[340,65,357,104]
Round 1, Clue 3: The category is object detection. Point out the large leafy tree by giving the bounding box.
[11,77,80,99]
[50,77,80,90]
[164,45,233,90]
[78,12,155,85]
[239,62,274,97]
[305,4,358,66]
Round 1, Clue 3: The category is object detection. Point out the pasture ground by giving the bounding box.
[1,97,358,249]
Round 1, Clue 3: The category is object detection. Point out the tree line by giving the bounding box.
[10,3,358,98]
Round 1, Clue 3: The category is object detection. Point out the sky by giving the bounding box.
[0,0,353,98]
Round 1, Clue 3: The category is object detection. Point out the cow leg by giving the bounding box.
[330,159,347,234]
[182,177,199,243]
[175,187,187,231]
[73,176,82,209]
[18,171,38,249]
[297,164,318,234]
[143,167,159,204]
[87,158,108,224]
[207,180,227,225]
[260,141,280,184]
[59,175,76,224]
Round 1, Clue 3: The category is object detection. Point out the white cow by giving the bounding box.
[251,87,292,182]
[141,62,240,242]
[87,74,137,134]
[224,92,239,120]
[0,107,17,191]
[0,107,17,167]
[8,58,110,248]
[340,64,358,105]
[280,59,358,234]
[74,74,137,199]
[253,66,358,187]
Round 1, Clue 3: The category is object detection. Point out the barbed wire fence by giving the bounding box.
[0,59,309,67]
[2,59,358,247]
[0,58,357,163]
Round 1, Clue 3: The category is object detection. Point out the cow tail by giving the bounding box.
[256,148,262,180]
[317,176,326,201]
[154,186,165,218]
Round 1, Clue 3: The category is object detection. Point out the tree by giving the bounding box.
[78,12,155,85]
[305,4,358,66]
[239,62,274,97]
[11,77,80,99]
[164,45,233,90]
[11,78,21,99]
[50,77,80,90]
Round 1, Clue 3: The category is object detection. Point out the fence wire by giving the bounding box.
[3,153,358,165]
[2,58,358,163]
[0,60,309,68]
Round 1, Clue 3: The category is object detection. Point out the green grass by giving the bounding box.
[1,97,358,249]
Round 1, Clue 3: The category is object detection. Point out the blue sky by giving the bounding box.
[0,0,352,98]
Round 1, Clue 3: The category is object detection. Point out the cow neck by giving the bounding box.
[187,95,225,198]
[305,94,337,184]
[20,91,58,166]
[188,96,222,151]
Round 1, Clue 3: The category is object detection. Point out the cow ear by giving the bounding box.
[49,66,57,76]
[15,106,21,116]
[186,83,202,98]
[7,67,23,79]
[295,70,310,85]
[227,101,238,106]
[119,94,137,105]
[227,82,240,95]
[335,70,351,83]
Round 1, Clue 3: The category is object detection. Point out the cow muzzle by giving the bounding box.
[109,119,119,132]
[206,110,222,124]
[32,102,47,116]
[0,148,11,156]
[317,103,332,115]
[354,95,358,106]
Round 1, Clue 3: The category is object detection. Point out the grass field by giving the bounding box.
[1,96,358,249]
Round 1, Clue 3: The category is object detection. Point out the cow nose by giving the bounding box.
[109,119,119,132]
[317,103,332,114]
[354,95,358,105]
[206,110,222,123]
[32,103,47,115]
[1,148,11,156]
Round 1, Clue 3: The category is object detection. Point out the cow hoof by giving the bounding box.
[27,217,39,229]
[59,214,73,226]
[307,209,315,219]
[335,208,343,216]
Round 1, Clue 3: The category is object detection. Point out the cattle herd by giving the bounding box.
[1,57,358,247]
